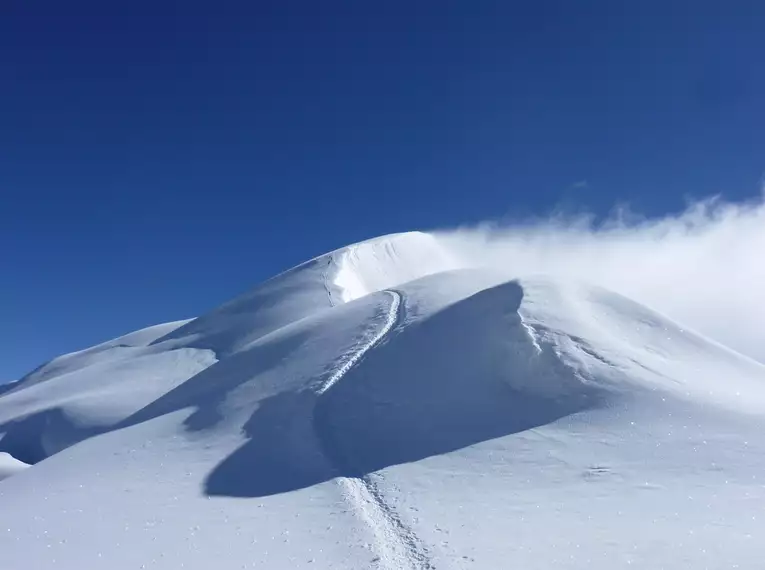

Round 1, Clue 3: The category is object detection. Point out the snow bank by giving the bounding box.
[0,452,29,481]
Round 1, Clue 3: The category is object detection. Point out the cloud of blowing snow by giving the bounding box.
[439,195,765,364]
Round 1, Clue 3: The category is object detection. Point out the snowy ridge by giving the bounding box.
[333,232,459,302]
[2,231,765,569]
[317,290,400,396]
[9,319,193,392]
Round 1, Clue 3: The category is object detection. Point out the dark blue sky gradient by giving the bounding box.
[2,1,764,379]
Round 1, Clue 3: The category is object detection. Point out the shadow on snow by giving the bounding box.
[202,281,604,498]
[2,281,605,498]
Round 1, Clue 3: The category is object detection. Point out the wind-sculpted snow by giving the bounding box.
[316,277,604,479]
[9,319,193,392]
[0,348,217,464]
[0,320,216,465]
[333,232,459,302]
[0,452,28,481]
[2,231,765,570]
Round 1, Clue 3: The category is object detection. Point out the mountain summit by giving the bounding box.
[2,232,764,569]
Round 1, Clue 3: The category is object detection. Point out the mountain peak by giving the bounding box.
[2,232,764,569]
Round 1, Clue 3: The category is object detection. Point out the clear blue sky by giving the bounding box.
[2,1,763,380]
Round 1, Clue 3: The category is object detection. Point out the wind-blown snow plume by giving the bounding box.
[438,194,765,363]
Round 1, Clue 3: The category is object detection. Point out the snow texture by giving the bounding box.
[0,452,28,481]
[1,230,764,569]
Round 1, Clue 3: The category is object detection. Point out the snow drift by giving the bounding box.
[1,231,764,570]
[0,452,28,481]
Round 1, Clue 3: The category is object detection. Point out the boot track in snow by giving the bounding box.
[316,290,434,570]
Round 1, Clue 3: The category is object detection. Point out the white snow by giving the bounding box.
[14,319,193,390]
[333,231,459,302]
[2,230,764,569]
[0,452,29,481]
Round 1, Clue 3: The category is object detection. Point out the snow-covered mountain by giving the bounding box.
[2,231,764,569]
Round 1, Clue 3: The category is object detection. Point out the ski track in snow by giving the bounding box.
[337,474,434,570]
[316,290,434,570]
[322,256,336,308]
[316,288,399,397]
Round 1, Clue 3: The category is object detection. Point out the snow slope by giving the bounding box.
[1,231,764,569]
[0,452,28,481]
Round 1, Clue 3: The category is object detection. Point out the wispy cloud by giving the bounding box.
[438,193,765,363]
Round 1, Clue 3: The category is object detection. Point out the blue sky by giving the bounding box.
[2,1,764,380]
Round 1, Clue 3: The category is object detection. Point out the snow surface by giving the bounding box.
[1,231,765,569]
[0,452,28,481]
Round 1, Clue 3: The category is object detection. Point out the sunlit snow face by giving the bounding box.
[437,194,765,364]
